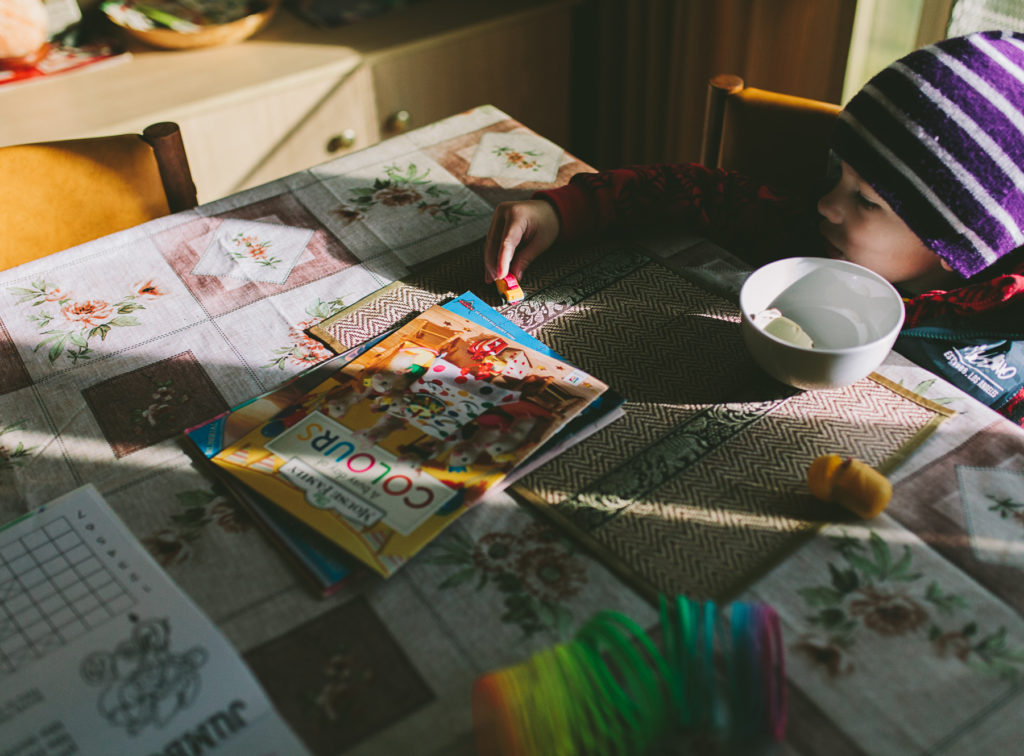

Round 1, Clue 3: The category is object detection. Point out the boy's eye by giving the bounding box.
[855,191,880,210]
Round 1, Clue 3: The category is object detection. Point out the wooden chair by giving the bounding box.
[700,74,842,195]
[0,122,198,270]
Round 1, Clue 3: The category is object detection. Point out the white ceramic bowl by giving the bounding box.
[738,257,905,390]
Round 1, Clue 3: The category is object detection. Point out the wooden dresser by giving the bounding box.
[0,0,575,202]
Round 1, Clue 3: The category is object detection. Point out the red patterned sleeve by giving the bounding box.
[533,163,808,265]
[903,268,1024,328]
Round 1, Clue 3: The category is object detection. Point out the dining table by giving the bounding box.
[2,104,1023,756]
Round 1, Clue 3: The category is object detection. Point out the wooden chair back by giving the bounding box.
[700,74,842,195]
[0,122,198,270]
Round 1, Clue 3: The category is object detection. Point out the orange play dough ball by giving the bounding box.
[807,454,892,519]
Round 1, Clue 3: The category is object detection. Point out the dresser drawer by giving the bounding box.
[237,65,380,193]
[371,4,572,145]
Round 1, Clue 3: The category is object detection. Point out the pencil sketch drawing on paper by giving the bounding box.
[80,616,208,734]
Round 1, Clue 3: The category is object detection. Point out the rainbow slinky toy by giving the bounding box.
[472,595,785,755]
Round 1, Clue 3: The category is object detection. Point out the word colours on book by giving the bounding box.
[210,302,608,577]
[186,347,372,598]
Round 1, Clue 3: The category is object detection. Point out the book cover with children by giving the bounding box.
[209,303,608,577]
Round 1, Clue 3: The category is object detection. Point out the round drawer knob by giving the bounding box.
[385,109,412,134]
[326,129,357,153]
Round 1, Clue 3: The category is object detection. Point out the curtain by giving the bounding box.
[570,0,858,169]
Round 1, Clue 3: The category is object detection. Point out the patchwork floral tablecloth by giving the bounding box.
[1,106,1023,756]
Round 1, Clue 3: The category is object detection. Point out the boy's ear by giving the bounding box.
[939,257,954,272]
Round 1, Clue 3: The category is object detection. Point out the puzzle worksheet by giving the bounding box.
[0,485,308,755]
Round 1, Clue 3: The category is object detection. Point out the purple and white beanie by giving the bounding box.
[831,31,1024,279]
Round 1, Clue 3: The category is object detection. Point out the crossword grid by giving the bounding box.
[0,516,135,676]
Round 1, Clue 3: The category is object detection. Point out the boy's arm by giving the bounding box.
[535,163,807,265]
[904,261,1024,328]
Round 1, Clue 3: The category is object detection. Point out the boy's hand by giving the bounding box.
[483,199,560,283]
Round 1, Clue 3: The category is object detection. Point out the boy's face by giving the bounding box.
[817,161,956,293]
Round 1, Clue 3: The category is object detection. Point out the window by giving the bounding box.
[841,0,956,102]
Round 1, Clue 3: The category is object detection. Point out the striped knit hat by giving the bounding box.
[831,31,1024,279]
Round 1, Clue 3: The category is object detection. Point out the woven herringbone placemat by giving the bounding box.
[312,240,952,601]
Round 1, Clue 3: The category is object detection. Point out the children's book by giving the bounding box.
[441,292,626,487]
[505,387,625,485]
[184,336,396,596]
[186,294,623,588]
[209,302,609,577]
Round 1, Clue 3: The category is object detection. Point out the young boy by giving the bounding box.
[483,30,1024,427]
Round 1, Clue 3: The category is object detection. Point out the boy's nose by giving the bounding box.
[817,189,842,223]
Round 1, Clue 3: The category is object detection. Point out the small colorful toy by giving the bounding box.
[807,454,892,519]
[495,274,524,304]
[472,595,786,754]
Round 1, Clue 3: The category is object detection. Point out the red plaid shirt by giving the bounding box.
[536,163,1024,425]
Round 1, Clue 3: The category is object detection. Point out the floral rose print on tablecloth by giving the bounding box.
[82,351,228,459]
[331,163,485,227]
[423,519,586,639]
[957,465,1024,570]
[492,145,542,171]
[466,130,564,185]
[9,279,165,365]
[129,379,192,432]
[229,232,282,268]
[899,376,958,407]
[795,530,1024,681]
[142,485,250,567]
[244,596,433,755]
[191,218,314,285]
[0,420,36,470]
[987,493,1024,527]
[263,297,345,370]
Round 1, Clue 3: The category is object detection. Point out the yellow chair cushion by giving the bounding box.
[719,86,841,195]
[0,134,171,270]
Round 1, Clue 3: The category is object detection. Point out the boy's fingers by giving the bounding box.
[496,225,525,281]
[485,201,555,283]
[483,212,509,282]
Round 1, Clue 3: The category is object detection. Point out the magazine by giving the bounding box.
[186,293,623,587]
[184,338,394,596]
[440,292,626,487]
[208,303,609,577]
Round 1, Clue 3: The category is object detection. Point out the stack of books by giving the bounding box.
[185,292,623,594]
